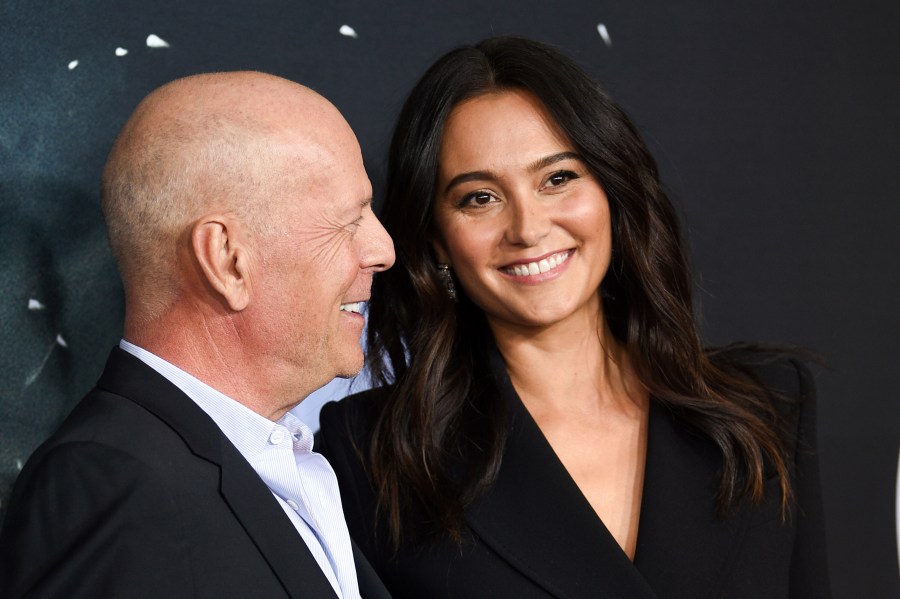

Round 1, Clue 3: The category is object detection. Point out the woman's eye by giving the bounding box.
[546,170,578,188]
[459,191,496,207]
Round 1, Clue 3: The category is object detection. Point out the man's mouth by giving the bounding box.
[339,302,363,314]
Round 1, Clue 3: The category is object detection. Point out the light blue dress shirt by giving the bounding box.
[120,340,360,599]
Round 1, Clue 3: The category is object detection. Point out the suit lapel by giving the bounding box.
[464,348,657,599]
[96,348,338,599]
[218,448,339,598]
[633,403,748,597]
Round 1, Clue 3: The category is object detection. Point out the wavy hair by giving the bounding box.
[365,36,793,548]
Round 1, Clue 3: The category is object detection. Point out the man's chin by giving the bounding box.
[333,355,365,381]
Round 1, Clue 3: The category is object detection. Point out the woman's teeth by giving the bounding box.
[339,302,362,313]
[504,250,570,277]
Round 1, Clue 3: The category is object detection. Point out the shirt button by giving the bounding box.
[269,430,285,445]
[286,499,299,511]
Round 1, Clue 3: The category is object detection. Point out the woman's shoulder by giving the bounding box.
[708,344,819,444]
[318,385,390,443]
[710,344,816,398]
[316,387,388,487]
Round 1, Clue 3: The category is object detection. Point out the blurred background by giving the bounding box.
[1,1,897,596]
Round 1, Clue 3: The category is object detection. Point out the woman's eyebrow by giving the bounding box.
[527,151,581,173]
[443,170,497,195]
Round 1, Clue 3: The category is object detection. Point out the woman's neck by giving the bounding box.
[489,305,645,417]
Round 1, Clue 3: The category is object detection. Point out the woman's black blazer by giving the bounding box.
[319,351,831,599]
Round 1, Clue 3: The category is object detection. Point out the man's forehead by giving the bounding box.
[291,171,372,218]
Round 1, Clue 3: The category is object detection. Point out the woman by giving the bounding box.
[319,36,830,598]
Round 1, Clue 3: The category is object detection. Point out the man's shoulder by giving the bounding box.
[43,347,172,439]
[30,382,204,483]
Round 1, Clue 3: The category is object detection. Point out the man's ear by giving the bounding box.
[191,215,251,311]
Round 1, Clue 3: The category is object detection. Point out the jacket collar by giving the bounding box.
[465,344,763,598]
[463,346,658,599]
[96,348,340,599]
[633,402,764,596]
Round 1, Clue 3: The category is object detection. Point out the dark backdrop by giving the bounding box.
[1,1,897,596]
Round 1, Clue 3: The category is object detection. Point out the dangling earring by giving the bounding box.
[436,263,457,302]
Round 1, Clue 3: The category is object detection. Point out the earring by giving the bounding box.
[436,263,457,302]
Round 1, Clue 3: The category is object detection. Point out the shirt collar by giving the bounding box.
[118,339,314,465]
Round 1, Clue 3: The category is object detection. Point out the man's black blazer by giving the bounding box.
[319,350,831,599]
[0,348,390,599]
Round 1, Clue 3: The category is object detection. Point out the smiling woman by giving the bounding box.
[432,91,612,333]
[318,36,831,598]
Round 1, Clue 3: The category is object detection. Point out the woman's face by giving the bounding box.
[431,90,612,332]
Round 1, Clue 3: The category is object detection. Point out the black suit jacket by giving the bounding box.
[0,348,390,599]
[319,350,831,599]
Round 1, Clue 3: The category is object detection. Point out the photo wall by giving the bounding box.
[1,1,898,596]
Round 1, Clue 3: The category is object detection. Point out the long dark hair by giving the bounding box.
[366,36,793,548]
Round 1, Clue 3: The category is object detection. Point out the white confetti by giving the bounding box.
[15,459,23,471]
[68,60,79,70]
[56,334,68,348]
[597,23,612,47]
[28,298,45,311]
[339,24,358,39]
[115,47,128,57]
[25,368,42,386]
[25,338,58,386]
[146,34,170,48]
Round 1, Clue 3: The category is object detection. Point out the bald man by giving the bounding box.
[0,73,394,598]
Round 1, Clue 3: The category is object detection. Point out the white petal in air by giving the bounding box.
[115,47,128,57]
[28,298,45,311]
[597,23,612,47]
[68,60,79,70]
[56,334,68,348]
[339,25,358,38]
[146,34,170,48]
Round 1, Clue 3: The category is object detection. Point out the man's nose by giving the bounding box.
[361,212,395,272]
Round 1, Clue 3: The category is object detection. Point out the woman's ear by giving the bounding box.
[428,232,451,265]
[191,214,251,311]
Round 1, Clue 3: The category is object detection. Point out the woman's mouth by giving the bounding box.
[500,250,573,277]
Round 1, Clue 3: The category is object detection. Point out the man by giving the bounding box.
[0,72,395,598]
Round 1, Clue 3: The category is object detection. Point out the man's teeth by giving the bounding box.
[505,251,570,277]
[339,302,362,313]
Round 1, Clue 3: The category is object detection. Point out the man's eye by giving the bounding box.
[346,216,363,234]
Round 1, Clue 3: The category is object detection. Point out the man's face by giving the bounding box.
[251,122,394,398]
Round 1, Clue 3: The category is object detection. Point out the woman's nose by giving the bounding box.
[504,195,550,247]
